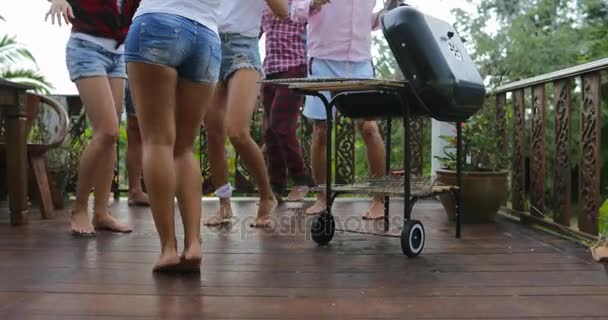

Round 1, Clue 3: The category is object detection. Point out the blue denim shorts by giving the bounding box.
[65,37,127,81]
[303,58,374,120]
[219,33,263,82]
[125,13,221,84]
[124,81,135,116]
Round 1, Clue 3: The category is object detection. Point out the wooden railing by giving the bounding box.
[491,57,608,236]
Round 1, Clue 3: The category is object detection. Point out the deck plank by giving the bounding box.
[0,198,606,319]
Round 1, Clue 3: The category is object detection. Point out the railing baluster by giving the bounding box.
[496,93,507,155]
[578,72,602,235]
[512,90,526,212]
[553,79,572,226]
[530,84,546,217]
[335,113,354,185]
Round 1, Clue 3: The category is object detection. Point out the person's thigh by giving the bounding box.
[74,77,119,135]
[225,69,261,133]
[127,63,178,145]
[174,79,216,154]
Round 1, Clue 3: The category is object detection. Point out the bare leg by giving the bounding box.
[357,120,386,220]
[203,83,233,226]
[306,121,327,215]
[91,77,132,232]
[126,115,149,206]
[173,78,214,269]
[224,70,276,227]
[71,77,121,235]
[128,62,180,271]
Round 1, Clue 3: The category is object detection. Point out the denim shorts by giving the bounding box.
[65,37,127,81]
[125,13,221,84]
[124,81,135,116]
[303,58,374,120]
[219,33,263,82]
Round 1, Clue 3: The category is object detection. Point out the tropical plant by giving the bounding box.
[435,102,508,172]
[0,18,52,93]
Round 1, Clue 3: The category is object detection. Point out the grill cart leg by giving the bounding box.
[455,121,463,239]
[384,117,392,231]
[310,93,336,245]
[400,101,425,257]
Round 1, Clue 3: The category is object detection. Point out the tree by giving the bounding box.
[0,17,52,93]
[452,0,608,213]
[452,0,607,88]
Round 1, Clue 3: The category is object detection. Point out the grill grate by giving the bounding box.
[311,175,457,198]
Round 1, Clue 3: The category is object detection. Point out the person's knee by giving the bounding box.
[94,127,120,147]
[226,126,250,147]
[357,121,381,142]
[173,144,194,158]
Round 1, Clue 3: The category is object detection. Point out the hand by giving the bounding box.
[310,0,330,10]
[45,0,74,26]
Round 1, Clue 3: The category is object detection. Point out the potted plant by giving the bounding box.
[434,105,509,223]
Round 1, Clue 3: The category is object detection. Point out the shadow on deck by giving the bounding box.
[0,198,607,319]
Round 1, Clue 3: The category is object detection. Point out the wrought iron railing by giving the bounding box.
[55,96,429,198]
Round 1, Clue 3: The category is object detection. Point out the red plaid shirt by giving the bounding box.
[261,2,307,75]
[70,0,140,48]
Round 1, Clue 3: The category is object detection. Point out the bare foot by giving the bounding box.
[92,212,133,233]
[153,250,181,273]
[362,198,385,220]
[305,199,326,215]
[591,241,608,263]
[287,186,309,201]
[179,241,202,273]
[71,210,95,236]
[128,192,150,207]
[250,197,277,228]
[204,202,233,226]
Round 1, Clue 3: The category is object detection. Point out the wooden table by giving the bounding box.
[0,78,33,225]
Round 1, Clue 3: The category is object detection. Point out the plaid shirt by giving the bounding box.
[69,0,140,48]
[261,2,307,75]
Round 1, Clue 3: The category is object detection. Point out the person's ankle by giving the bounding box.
[128,189,145,197]
[92,210,111,218]
[72,203,88,214]
[161,240,178,254]
[260,192,276,201]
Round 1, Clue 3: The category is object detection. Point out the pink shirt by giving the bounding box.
[291,0,381,62]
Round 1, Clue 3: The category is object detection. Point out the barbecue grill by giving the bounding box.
[262,5,485,256]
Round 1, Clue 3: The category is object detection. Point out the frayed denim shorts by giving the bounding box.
[218,33,263,82]
[65,37,127,81]
[124,13,221,84]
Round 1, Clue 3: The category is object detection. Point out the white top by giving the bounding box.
[70,0,126,53]
[218,0,266,37]
[134,0,220,35]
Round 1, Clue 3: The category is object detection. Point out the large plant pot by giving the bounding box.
[435,169,508,224]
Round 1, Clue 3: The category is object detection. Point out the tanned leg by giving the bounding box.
[91,77,132,232]
[357,120,386,220]
[128,62,180,271]
[224,70,276,227]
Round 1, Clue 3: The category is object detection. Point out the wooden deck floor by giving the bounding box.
[0,198,607,319]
